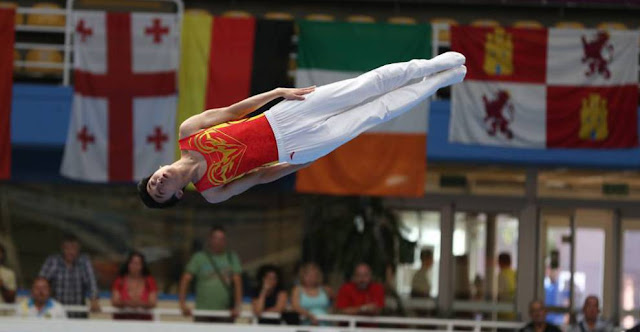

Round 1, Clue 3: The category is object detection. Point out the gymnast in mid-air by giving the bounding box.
[138,52,466,208]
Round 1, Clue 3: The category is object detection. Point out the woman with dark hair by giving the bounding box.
[111,251,158,320]
[252,264,288,324]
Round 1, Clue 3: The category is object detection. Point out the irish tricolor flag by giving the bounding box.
[294,21,431,197]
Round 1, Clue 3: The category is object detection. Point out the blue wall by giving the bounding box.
[427,101,640,169]
[11,83,72,147]
[9,84,640,177]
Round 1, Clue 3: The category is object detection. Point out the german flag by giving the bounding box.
[177,13,294,151]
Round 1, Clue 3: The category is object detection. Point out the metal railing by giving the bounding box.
[431,22,451,59]
[14,7,68,76]
[12,0,184,85]
[388,296,517,321]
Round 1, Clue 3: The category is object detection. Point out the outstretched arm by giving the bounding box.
[226,86,315,118]
[202,163,311,204]
[179,87,315,138]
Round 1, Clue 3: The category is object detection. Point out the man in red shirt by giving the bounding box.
[335,263,385,316]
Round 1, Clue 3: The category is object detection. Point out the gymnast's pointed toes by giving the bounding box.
[438,51,466,67]
[437,65,467,86]
[453,65,467,82]
[458,65,467,75]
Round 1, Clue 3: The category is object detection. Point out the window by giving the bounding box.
[396,210,441,298]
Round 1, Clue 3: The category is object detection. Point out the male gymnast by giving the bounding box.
[138,52,466,208]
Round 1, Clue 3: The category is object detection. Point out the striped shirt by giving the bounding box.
[38,254,98,305]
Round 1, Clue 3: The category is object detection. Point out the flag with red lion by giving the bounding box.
[450,26,638,149]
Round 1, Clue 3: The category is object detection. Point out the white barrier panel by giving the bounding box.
[0,303,527,332]
[0,318,320,332]
[0,318,499,332]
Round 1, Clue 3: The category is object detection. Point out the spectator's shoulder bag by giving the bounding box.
[205,251,236,309]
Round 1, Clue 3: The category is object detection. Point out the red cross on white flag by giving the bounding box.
[147,126,169,151]
[76,125,95,151]
[75,20,93,42]
[61,11,178,182]
[145,18,169,43]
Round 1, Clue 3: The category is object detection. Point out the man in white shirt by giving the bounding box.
[16,277,67,319]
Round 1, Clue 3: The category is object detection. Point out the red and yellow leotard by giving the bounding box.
[179,114,279,192]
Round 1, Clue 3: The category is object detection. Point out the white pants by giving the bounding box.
[264,52,467,164]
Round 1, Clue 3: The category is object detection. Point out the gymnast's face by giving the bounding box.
[147,165,184,203]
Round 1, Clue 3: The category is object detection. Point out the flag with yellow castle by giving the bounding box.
[449,26,638,149]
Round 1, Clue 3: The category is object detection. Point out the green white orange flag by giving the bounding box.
[294,20,431,197]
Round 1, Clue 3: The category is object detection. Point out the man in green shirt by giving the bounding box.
[179,226,243,322]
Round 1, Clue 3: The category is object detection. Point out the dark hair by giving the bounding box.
[529,299,545,311]
[137,176,182,209]
[354,262,371,272]
[62,234,79,244]
[420,248,433,260]
[345,262,372,280]
[256,264,283,295]
[0,243,5,265]
[498,252,512,266]
[549,250,560,269]
[32,276,50,288]
[210,225,226,235]
[584,295,600,308]
[119,251,151,277]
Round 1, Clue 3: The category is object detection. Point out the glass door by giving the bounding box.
[452,211,520,320]
[621,218,640,329]
[540,209,614,325]
[396,210,442,315]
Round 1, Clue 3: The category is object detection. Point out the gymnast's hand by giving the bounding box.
[277,86,316,100]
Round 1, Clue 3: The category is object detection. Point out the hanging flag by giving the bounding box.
[294,20,431,197]
[449,26,638,148]
[177,13,294,144]
[60,11,178,182]
[0,8,15,180]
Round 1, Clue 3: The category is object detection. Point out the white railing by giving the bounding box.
[0,318,345,332]
[12,0,184,85]
[0,317,453,332]
[431,22,451,58]
[0,303,525,332]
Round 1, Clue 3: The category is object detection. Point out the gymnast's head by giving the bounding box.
[137,165,186,209]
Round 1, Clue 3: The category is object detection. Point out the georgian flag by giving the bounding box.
[61,11,178,182]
